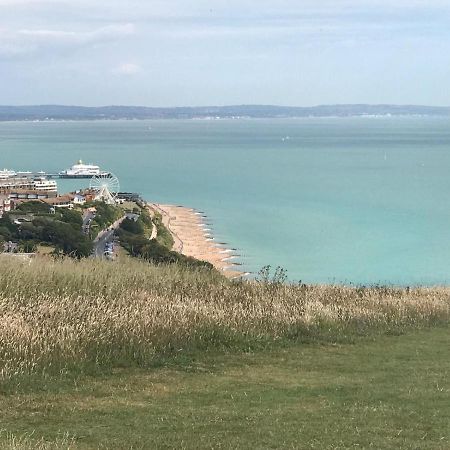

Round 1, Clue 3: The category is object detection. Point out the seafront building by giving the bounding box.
[0,176,57,193]
[0,171,58,211]
[0,195,11,218]
[42,195,77,208]
[0,164,120,216]
[8,189,57,200]
[0,171,59,213]
[2,188,97,214]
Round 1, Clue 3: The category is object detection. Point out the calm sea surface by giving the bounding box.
[1,117,450,285]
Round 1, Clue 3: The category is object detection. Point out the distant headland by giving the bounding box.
[1,104,450,121]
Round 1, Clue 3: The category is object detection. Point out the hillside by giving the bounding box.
[1,104,450,121]
[0,256,449,448]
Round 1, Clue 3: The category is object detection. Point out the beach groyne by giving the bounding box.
[148,203,244,279]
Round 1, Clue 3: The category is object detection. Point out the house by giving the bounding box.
[2,241,18,253]
[73,193,86,205]
[117,192,142,202]
[0,194,11,217]
[41,194,75,209]
[79,189,96,203]
[85,193,95,202]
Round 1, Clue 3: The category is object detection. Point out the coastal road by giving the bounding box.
[93,228,115,258]
[93,216,125,258]
[82,210,95,234]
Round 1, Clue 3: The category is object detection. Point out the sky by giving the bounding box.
[1,0,450,106]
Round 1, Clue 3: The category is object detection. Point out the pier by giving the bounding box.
[15,173,68,179]
[2,172,60,180]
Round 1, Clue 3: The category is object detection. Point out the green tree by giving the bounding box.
[0,225,14,241]
[15,201,50,214]
[120,217,144,235]
[19,240,37,253]
[59,208,83,229]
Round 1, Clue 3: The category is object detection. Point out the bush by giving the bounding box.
[120,217,144,235]
[139,209,153,228]
[18,240,37,253]
[90,202,121,230]
[0,225,14,242]
[153,213,174,249]
[58,208,83,229]
[14,201,50,215]
[117,225,213,270]
[0,217,18,237]
[139,240,213,269]
[16,216,93,257]
[0,206,92,258]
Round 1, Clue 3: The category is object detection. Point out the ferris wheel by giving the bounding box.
[89,173,120,204]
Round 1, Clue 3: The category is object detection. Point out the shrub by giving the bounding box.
[89,202,121,230]
[59,208,83,229]
[117,218,212,270]
[120,217,144,235]
[14,201,49,215]
[153,212,174,249]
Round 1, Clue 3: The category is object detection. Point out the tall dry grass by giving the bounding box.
[0,431,74,450]
[1,255,449,380]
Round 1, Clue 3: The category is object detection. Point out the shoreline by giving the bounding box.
[148,203,246,279]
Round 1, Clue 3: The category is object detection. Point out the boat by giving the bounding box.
[0,169,17,179]
[59,160,111,179]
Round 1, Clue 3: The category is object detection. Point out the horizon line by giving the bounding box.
[2,103,450,109]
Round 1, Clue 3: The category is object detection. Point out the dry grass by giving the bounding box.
[1,255,450,381]
[0,431,74,450]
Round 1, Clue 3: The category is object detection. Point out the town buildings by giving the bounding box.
[0,194,11,218]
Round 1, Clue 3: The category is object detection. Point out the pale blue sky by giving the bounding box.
[1,0,449,106]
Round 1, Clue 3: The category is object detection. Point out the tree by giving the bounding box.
[120,217,144,235]
[15,201,50,214]
[59,208,83,229]
[0,225,14,241]
[19,240,37,253]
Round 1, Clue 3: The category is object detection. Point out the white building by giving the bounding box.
[73,193,87,205]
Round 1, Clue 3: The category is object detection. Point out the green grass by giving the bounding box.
[1,327,449,449]
[152,211,174,249]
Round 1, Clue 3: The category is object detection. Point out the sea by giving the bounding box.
[1,116,450,285]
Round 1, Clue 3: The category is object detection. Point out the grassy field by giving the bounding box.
[1,327,449,449]
[0,256,449,448]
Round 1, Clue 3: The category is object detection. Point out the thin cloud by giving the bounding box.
[114,62,141,75]
[0,24,135,57]
[18,23,135,42]
[2,0,450,22]
[1,0,450,106]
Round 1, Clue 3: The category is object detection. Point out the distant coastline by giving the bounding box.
[1,104,450,121]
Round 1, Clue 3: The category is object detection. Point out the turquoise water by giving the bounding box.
[1,117,450,285]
